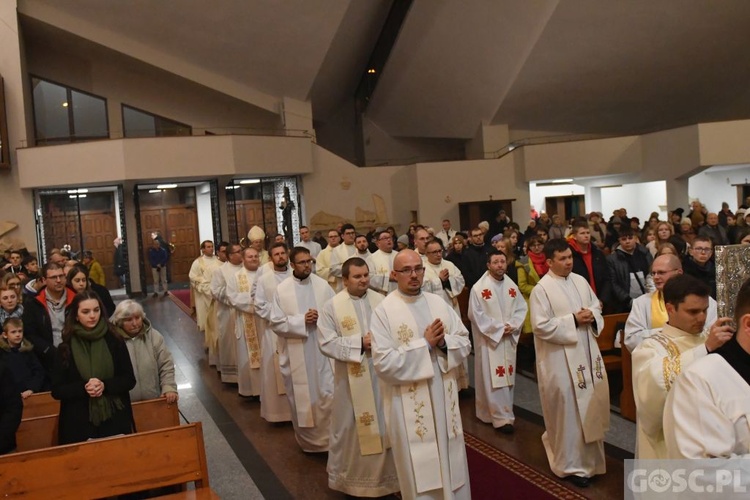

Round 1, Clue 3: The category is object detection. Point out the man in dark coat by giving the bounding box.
[568,221,612,310]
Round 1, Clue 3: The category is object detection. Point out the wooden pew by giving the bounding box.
[22,391,59,418]
[0,423,218,499]
[15,397,180,452]
[597,313,629,372]
[620,343,636,422]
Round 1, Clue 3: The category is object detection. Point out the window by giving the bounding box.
[31,77,108,145]
[122,105,191,138]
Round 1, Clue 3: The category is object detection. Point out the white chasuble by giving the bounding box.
[371,291,472,499]
[271,273,335,452]
[369,250,397,295]
[211,262,242,383]
[530,271,609,479]
[318,290,400,497]
[189,255,221,332]
[664,353,750,460]
[632,324,707,459]
[331,291,384,455]
[252,267,293,422]
[227,267,261,397]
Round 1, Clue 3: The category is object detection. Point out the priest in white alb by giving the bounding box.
[632,274,732,459]
[318,256,399,497]
[270,246,335,452]
[316,229,341,290]
[252,242,293,423]
[469,249,527,433]
[211,242,243,383]
[226,247,262,397]
[664,277,750,460]
[329,224,357,292]
[296,226,321,273]
[530,239,609,488]
[189,240,222,333]
[624,254,718,352]
[370,250,472,499]
[369,230,397,295]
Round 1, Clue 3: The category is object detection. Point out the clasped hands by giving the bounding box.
[424,319,447,348]
[574,308,595,326]
[85,378,104,398]
[304,308,319,324]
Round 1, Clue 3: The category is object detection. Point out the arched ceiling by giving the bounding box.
[18,0,750,140]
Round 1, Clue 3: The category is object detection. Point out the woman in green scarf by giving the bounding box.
[51,290,136,444]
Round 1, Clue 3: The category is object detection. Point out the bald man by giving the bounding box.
[623,253,717,352]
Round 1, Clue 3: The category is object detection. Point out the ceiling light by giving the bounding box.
[67,188,89,194]
[62,102,69,107]
[148,189,163,193]
[367,69,376,74]
[157,184,177,189]
[69,194,87,198]
[239,179,260,185]
[552,178,573,184]
[225,185,240,190]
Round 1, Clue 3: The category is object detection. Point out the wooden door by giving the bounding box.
[166,207,199,283]
[139,207,198,285]
[458,200,514,233]
[80,212,117,289]
[235,199,279,242]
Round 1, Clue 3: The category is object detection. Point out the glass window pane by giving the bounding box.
[32,79,70,141]
[123,106,156,137]
[155,116,191,137]
[71,90,107,138]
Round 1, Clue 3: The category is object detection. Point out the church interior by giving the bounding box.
[2,1,750,498]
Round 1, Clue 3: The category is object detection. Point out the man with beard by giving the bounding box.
[369,230,397,295]
[469,250,527,434]
[252,242,293,423]
[271,247,335,452]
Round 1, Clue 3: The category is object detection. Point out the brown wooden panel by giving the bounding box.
[140,206,199,285]
[81,211,117,289]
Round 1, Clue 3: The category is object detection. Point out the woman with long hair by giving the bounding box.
[646,221,686,257]
[66,263,116,318]
[51,290,135,444]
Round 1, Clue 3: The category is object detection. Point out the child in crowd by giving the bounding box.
[0,318,45,398]
[0,281,23,326]
[22,255,39,280]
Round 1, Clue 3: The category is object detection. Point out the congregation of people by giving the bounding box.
[2,194,750,498]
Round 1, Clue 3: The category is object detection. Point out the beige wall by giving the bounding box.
[698,120,750,167]
[523,135,641,181]
[414,152,530,231]
[0,1,36,251]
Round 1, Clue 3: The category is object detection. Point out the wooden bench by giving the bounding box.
[0,422,217,499]
[597,313,636,421]
[16,396,180,452]
[22,391,60,419]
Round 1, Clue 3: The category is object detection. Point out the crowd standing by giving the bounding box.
[2,196,749,497]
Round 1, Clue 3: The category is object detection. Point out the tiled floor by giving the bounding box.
[141,294,635,499]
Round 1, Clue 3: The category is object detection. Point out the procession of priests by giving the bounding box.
[186,219,749,496]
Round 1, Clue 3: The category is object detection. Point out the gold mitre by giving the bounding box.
[248,226,265,242]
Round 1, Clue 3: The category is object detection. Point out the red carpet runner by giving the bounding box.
[169,289,585,499]
[464,433,586,499]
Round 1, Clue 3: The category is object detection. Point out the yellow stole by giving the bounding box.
[650,291,668,328]
[331,291,384,455]
[236,270,261,369]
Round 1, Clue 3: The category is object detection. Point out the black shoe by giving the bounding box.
[498,424,514,434]
[152,293,158,298]
[565,475,591,488]
[163,291,169,297]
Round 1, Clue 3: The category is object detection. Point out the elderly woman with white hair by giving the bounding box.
[110,300,178,403]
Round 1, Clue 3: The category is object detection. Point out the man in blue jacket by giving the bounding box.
[148,237,169,297]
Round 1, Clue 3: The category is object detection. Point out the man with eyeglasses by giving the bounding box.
[606,227,654,313]
[317,257,399,497]
[632,275,733,460]
[210,243,244,383]
[682,235,717,299]
[22,262,74,374]
[370,250,472,499]
[252,242,292,423]
[271,246,335,452]
[369,230,397,295]
[316,229,341,288]
[329,224,358,293]
[296,226,321,273]
[624,254,718,352]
